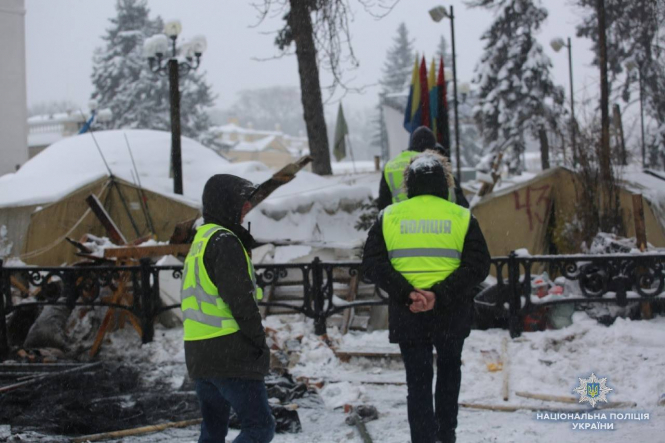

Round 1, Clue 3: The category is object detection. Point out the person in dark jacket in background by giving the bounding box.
[377,126,469,211]
[181,174,274,443]
[363,153,490,443]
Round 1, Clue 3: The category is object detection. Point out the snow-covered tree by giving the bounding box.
[576,0,665,169]
[380,23,415,94]
[469,0,565,173]
[435,35,453,70]
[91,0,216,145]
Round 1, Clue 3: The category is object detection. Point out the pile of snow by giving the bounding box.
[331,161,377,175]
[85,311,665,442]
[0,129,375,243]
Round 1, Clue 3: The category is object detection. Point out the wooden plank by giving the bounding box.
[169,218,197,244]
[103,244,191,259]
[10,276,29,295]
[248,156,312,208]
[86,194,128,245]
[65,237,93,254]
[71,418,203,443]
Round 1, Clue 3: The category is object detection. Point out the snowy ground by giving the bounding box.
[12,312,658,443]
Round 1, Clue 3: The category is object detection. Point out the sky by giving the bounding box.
[25,0,604,117]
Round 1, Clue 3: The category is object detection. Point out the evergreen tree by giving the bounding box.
[380,23,415,93]
[470,0,565,173]
[91,0,216,145]
[435,35,453,69]
[576,0,665,169]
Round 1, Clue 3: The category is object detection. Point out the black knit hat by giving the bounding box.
[404,153,448,199]
[202,174,256,225]
[409,126,436,152]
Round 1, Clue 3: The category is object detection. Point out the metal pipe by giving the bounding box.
[639,70,646,168]
[450,5,461,183]
[168,59,184,195]
[567,37,577,167]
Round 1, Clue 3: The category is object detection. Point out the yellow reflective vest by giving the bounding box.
[181,223,263,341]
[385,150,457,204]
[382,195,470,289]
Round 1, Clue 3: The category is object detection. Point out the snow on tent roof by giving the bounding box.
[0,129,237,208]
[0,129,373,217]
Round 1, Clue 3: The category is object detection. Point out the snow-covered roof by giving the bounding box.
[232,135,282,152]
[0,130,374,244]
[211,123,281,137]
[27,112,86,124]
[0,129,240,208]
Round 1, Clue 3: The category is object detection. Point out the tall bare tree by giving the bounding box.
[255,0,398,175]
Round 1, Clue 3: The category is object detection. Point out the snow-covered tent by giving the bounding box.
[0,130,373,265]
[471,167,665,256]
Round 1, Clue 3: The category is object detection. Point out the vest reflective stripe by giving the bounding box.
[388,248,462,259]
[182,309,238,329]
[384,150,419,203]
[385,150,458,204]
[383,195,470,289]
[181,223,261,341]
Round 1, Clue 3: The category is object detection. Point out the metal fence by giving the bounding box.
[1,252,664,358]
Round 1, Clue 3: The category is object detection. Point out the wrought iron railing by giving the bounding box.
[1,252,663,359]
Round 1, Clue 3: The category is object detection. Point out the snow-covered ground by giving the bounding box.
[25,312,660,443]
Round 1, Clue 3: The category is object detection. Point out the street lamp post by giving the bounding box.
[551,37,577,167]
[626,60,646,169]
[143,21,206,195]
[429,5,461,184]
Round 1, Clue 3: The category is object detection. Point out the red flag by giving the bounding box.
[437,56,451,151]
[419,57,431,129]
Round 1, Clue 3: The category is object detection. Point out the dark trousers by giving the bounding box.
[195,378,275,443]
[399,336,465,443]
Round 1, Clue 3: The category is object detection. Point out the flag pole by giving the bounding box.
[346,133,357,174]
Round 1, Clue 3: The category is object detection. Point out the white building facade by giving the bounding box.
[0,0,28,175]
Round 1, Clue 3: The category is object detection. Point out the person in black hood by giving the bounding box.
[363,153,490,443]
[377,126,469,210]
[183,174,274,443]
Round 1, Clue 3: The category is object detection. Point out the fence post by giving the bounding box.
[63,271,78,310]
[312,257,327,336]
[507,251,522,338]
[0,260,8,360]
[139,258,155,344]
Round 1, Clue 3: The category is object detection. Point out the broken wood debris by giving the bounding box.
[86,194,128,245]
[248,156,312,208]
[70,418,203,443]
[0,361,102,394]
[514,391,637,408]
[102,244,191,259]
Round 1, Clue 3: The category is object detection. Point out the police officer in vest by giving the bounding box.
[377,126,469,211]
[181,174,274,443]
[363,153,490,443]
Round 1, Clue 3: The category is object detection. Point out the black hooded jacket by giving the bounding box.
[363,170,490,343]
[184,175,269,380]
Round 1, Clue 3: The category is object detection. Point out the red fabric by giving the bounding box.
[437,56,451,149]
[419,57,431,129]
